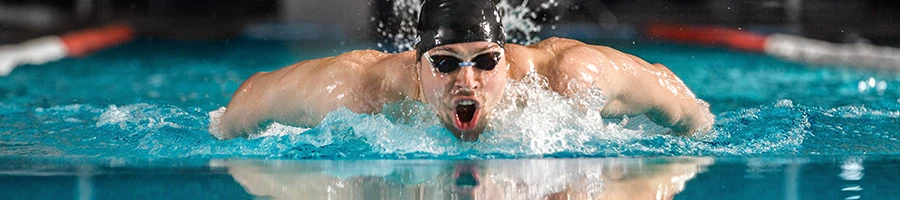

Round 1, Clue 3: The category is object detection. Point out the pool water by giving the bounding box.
[1,156,896,199]
[1,39,899,199]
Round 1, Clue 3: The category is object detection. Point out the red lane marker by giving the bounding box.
[645,24,768,52]
[61,25,135,57]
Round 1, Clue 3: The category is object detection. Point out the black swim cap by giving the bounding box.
[415,0,506,59]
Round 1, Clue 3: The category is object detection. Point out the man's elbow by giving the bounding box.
[210,111,253,140]
[211,127,244,140]
[672,102,715,137]
[213,72,272,140]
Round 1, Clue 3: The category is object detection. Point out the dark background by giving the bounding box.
[0,0,898,44]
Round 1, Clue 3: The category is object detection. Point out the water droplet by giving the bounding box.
[374,0,550,52]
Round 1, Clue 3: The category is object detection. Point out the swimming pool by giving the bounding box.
[1,39,898,199]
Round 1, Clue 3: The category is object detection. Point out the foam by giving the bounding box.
[206,107,226,139]
[205,107,290,140]
[477,72,648,156]
[96,103,201,132]
[96,105,131,128]
[202,98,813,158]
[205,73,680,157]
[19,98,866,159]
[824,105,900,119]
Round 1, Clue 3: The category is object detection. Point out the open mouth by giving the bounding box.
[453,99,480,131]
[453,165,480,191]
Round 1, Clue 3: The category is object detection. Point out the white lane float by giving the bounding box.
[645,24,900,71]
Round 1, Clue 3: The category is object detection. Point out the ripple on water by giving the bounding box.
[197,76,824,159]
[6,78,896,159]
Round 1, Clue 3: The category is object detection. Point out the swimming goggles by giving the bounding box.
[426,51,502,73]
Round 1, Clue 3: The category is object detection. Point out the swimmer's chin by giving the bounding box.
[445,123,488,142]
[442,114,490,141]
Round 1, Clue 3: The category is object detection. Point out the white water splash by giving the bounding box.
[96,105,131,128]
[96,104,193,130]
[376,0,421,52]
[206,107,226,138]
[497,0,545,45]
[207,72,668,156]
[377,0,554,52]
[478,72,655,155]
[208,107,312,140]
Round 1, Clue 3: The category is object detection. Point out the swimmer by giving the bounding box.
[214,0,714,141]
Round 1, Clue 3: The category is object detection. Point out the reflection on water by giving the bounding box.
[215,157,713,200]
[839,157,864,200]
[1,156,898,199]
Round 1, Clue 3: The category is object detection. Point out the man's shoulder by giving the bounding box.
[336,50,415,64]
[531,37,630,58]
[525,37,587,50]
[306,50,414,71]
[332,50,389,63]
[507,37,626,59]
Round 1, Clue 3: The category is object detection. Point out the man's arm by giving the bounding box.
[213,50,418,139]
[517,37,714,135]
[592,51,714,135]
[215,57,352,139]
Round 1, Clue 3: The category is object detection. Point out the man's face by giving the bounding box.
[419,41,508,141]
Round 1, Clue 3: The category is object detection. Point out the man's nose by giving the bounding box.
[454,66,479,90]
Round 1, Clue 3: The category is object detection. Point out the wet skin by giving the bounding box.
[214,37,714,141]
[418,43,508,140]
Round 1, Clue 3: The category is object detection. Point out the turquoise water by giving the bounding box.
[0,156,896,199]
[1,39,899,198]
[1,40,897,160]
